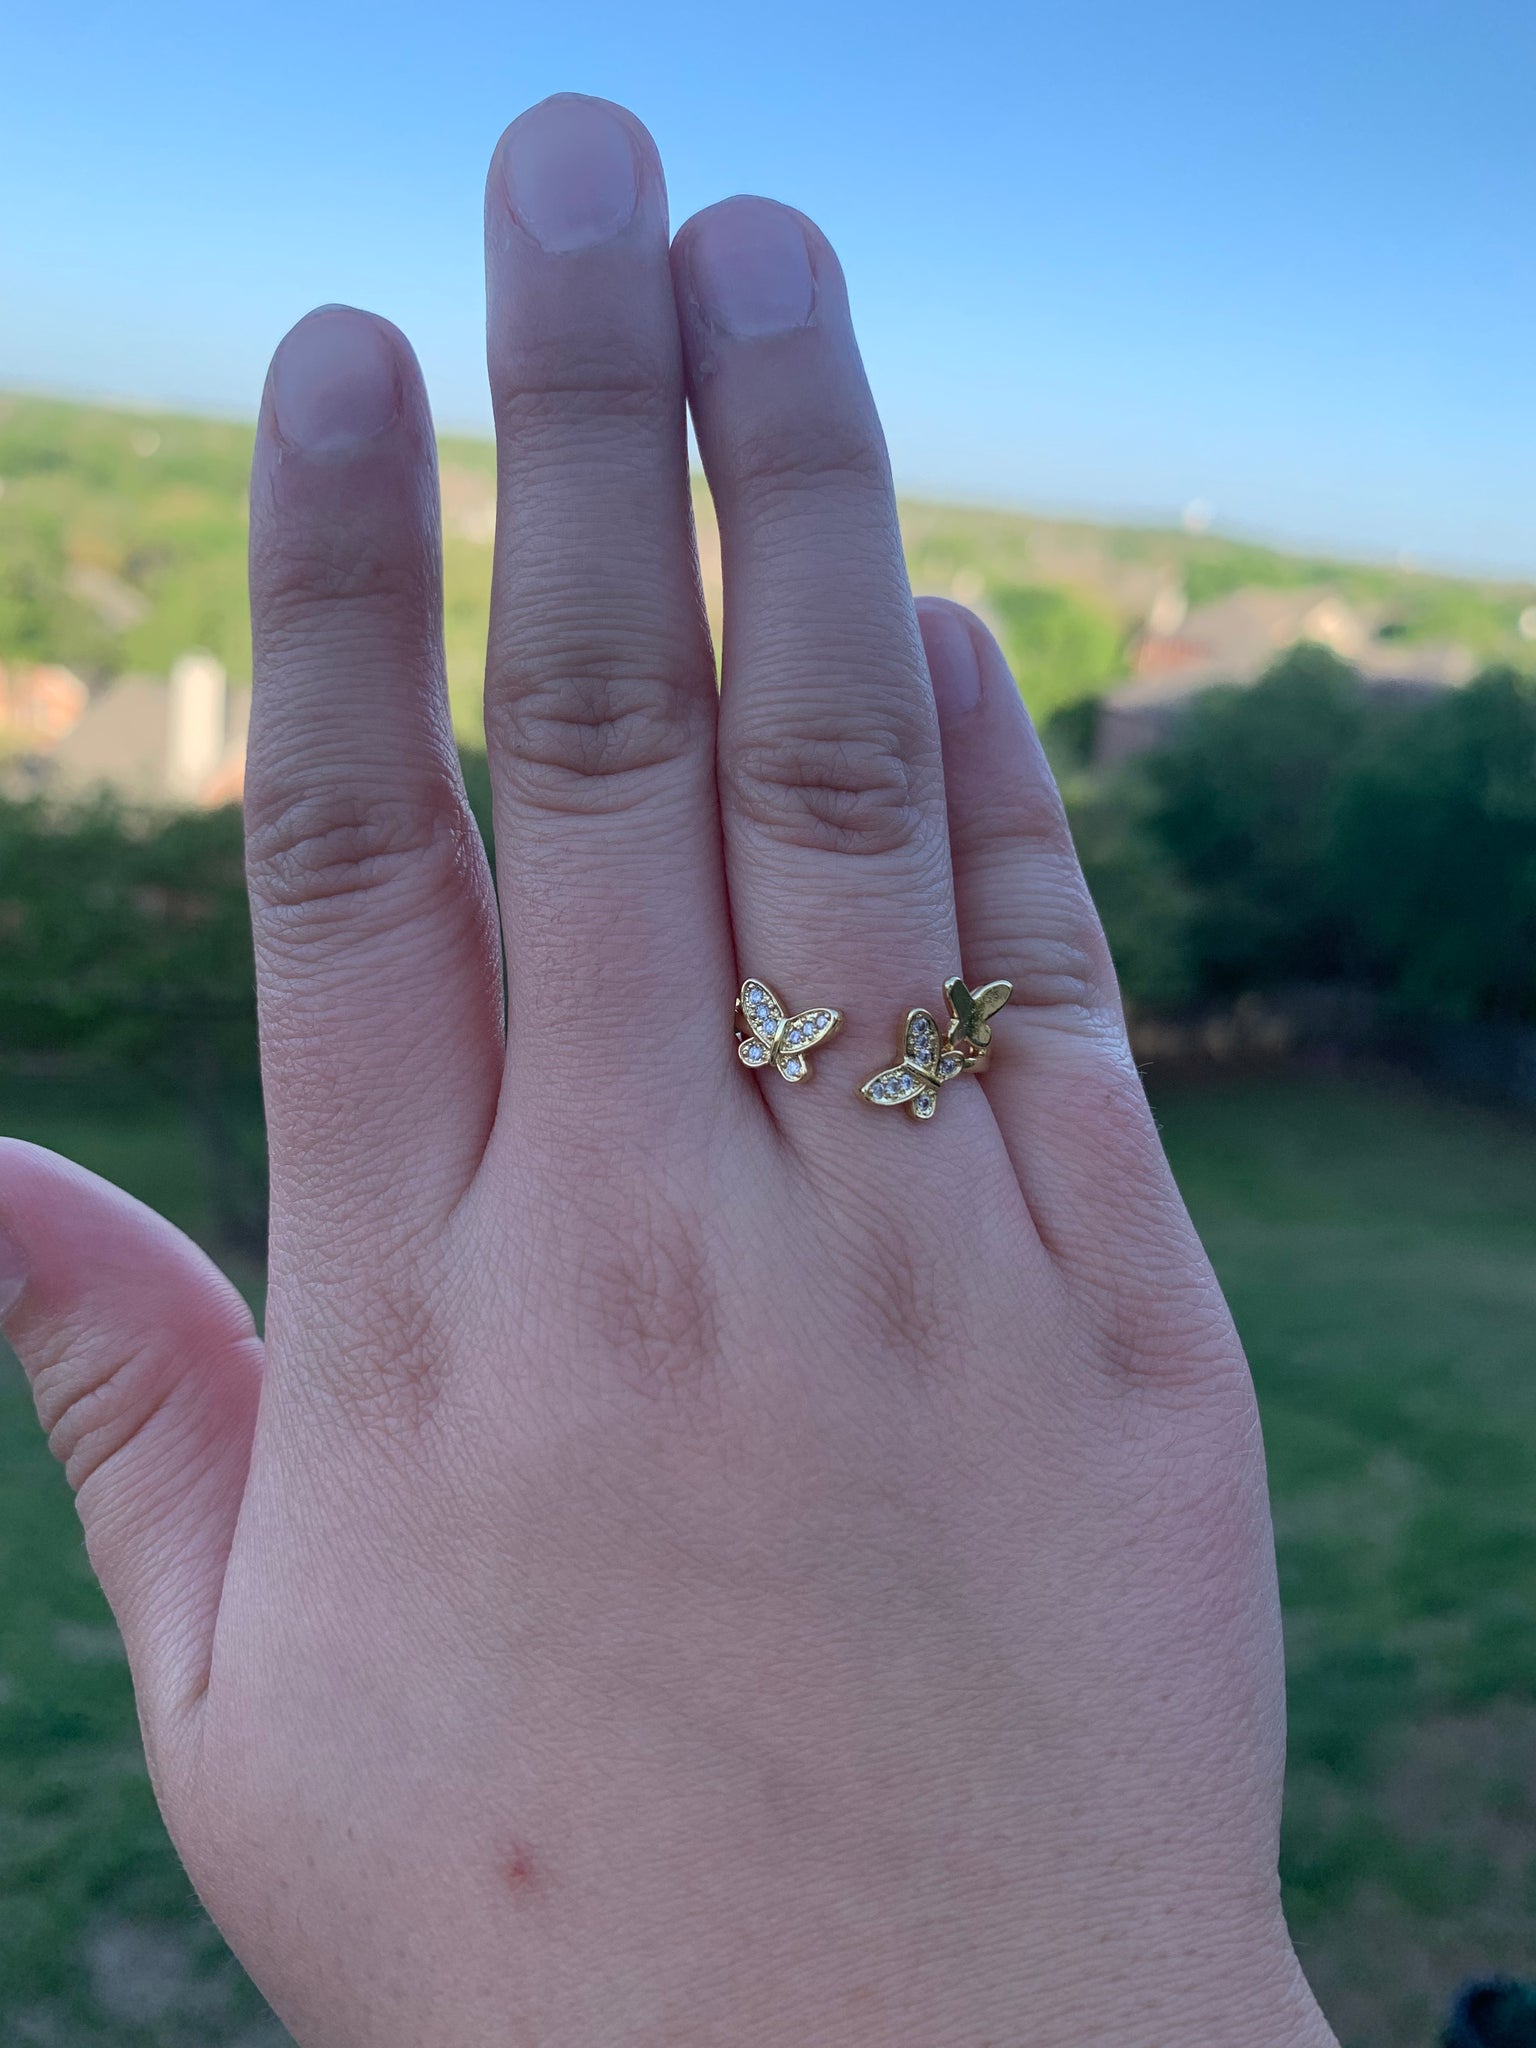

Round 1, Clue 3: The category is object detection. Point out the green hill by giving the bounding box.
[2,389,1530,737]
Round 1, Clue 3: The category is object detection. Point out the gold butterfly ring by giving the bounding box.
[860,978,1013,1122]
[736,980,844,1084]
[859,1007,966,1121]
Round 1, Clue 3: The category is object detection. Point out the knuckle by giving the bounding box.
[726,417,890,507]
[966,826,1120,1027]
[254,521,435,630]
[725,724,932,858]
[1091,1267,1247,1401]
[311,1282,451,1443]
[998,903,1117,1024]
[491,352,676,437]
[245,783,472,927]
[852,1232,952,1385]
[968,766,1076,864]
[572,1196,721,1412]
[954,774,1127,1031]
[486,657,707,816]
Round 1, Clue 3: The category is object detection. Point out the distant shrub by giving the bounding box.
[1378,587,1534,660]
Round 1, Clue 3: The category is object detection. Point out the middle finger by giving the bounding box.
[482,96,731,1125]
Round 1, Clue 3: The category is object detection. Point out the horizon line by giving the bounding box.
[3,376,1531,593]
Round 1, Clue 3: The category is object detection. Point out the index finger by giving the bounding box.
[247,308,504,1274]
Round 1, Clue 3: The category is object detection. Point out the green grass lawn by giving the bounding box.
[1,1069,1534,2046]
[1154,1073,1536,2048]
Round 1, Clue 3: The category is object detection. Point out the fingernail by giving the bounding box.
[501,96,640,254]
[687,202,816,338]
[269,309,401,454]
[922,604,983,719]
[0,1222,27,1323]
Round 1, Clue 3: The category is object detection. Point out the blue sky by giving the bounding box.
[4,0,1532,571]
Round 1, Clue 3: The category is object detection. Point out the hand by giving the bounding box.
[1,95,1336,2048]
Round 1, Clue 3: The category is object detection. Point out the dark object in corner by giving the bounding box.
[1445,1980,1536,2048]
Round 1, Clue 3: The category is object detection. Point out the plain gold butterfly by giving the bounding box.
[943,976,1013,1054]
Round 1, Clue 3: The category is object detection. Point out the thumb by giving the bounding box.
[0,1138,261,1732]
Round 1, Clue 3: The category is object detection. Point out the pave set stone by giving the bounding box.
[783,1012,832,1048]
[868,1070,923,1103]
[741,983,781,1041]
[907,1013,939,1062]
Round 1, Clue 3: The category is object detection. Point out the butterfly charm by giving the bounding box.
[860,1008,968,1121]
[736,980,843,1083]
[943,976,1013,1055]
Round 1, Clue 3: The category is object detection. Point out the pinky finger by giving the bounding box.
[918,598,1192,1269]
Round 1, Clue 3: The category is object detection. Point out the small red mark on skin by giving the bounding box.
[500,1847,538,1897]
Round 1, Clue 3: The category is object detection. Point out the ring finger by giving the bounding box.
[672,199,977,1151]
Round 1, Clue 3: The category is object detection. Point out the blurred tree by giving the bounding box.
[0,509,115,676]
[1041,695,1101,770]
[1065,786,1196,1012]
[0,763,513,1257]
[1335,668,1536,1023]
[0,797,264,1254]
[1139,645,1370,994]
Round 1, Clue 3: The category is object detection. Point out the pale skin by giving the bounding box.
[0,95,1338,2047]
